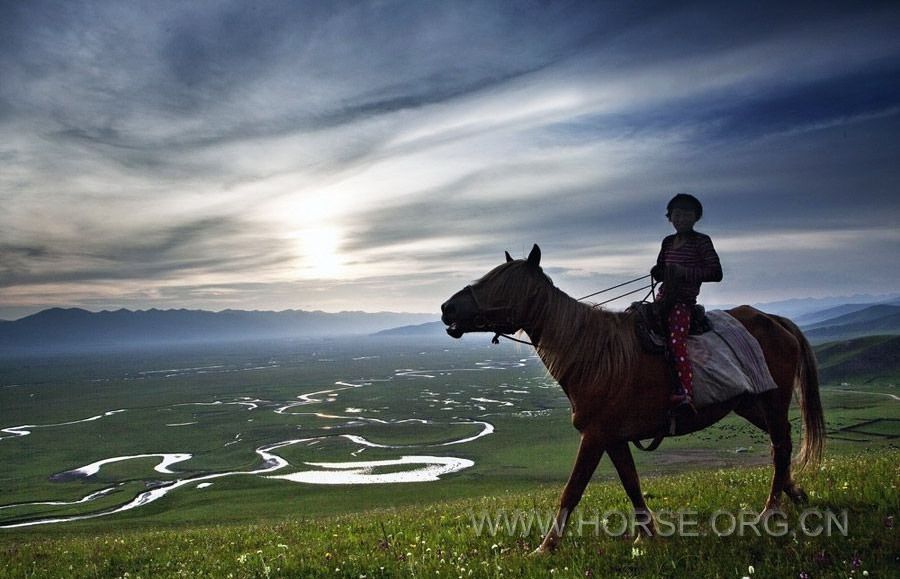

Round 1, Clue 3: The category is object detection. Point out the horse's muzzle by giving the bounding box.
[441,292,472,339]
[445,323,464,339]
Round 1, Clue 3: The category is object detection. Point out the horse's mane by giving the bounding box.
[478,262,639,392]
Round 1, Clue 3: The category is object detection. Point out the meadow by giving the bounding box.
[0,334,897,576]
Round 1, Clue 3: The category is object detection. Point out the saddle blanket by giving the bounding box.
[688,310,779,407]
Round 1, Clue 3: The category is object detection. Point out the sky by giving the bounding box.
[1,1,899,320]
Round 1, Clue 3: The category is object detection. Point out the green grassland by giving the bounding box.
[0,451,896,578]
[1,334,898,577]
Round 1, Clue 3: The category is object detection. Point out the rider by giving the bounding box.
[651,193,722,414]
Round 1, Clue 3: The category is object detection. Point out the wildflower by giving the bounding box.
[631,546,645,559]
[798,572,809,579]
[885,515,894,529]
[851,554,862,570]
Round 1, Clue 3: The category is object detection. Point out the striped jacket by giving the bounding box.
[652,231,722,304]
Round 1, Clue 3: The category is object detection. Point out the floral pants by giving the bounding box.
[667,302,693,397]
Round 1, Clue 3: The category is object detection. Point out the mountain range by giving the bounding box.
[2,295,900,354]
[0,307,435,353]
[750,294,900,321]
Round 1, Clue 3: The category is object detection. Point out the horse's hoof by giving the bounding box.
[633,510,656,538]
[759,507,786,522]
[786,485,809,506]
[530,538,558,557]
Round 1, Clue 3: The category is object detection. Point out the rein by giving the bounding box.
[576,274,652,303]
[489,274,655,347]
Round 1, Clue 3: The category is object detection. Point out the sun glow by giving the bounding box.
[297,227,345,279]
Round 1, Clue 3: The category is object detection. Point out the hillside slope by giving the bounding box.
[805,305,900,330]
[814,334,900,383]
[805,308,900,343]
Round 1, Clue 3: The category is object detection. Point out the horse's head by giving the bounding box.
[441,244,550,339]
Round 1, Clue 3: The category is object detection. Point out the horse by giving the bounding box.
[440,244,825,553]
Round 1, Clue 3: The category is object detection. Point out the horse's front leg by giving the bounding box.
[535,432,605,554]
[607,441,656,537]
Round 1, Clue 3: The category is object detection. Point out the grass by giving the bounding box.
[1,335,898,576]
[0,449,896,578]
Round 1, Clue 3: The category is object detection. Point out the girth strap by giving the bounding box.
[632,435,665,452]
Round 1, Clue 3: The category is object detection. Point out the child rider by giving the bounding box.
[651,193,723,414]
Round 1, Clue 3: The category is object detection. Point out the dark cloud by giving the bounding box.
[0,215,293,288]
[704,64,900,141]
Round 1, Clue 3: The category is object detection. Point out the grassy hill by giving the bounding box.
[0,450,896,578]
[815,335,900,384]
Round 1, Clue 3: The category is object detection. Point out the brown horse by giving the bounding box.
[440,244,825,553]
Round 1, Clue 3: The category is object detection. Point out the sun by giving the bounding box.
[298,227,344,279]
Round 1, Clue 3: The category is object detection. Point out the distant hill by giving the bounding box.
[754,294,900,319]
[804,305,900,330]
[0,308,436,353]
[372,321,444,336]
[793,303,887,326]
[814,335,900,384]
[802,305,900,343]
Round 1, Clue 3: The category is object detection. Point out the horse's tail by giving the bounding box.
[771,314,825,471]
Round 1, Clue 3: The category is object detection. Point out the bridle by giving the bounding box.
[457,284,541,346]
[460,285,520,337]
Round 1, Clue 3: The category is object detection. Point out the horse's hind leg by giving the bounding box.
[737,396,808,508]
[758,392,795,512]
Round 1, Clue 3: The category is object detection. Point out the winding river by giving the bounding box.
[0,357,533,529]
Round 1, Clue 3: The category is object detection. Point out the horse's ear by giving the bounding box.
[505,251,514,263]
[526,244,541,268]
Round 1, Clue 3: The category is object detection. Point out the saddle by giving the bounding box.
[628,301,712,354]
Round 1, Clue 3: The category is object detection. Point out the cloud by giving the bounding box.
[1,2,899,318]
